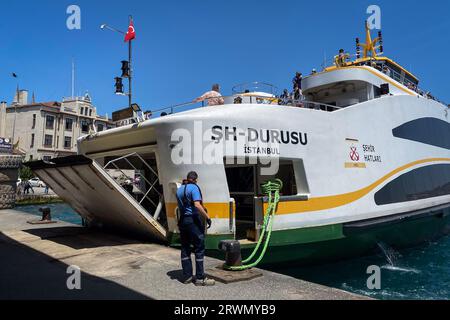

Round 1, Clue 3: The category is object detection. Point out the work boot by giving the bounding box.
[194,277,215,286]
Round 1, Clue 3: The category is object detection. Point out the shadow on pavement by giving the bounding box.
[22,226,140,250]
[167,270,186,284]
[0,232,151,300]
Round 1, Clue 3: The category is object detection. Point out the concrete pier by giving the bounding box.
[0,209,369,300]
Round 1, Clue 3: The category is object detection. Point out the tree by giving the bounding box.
[19,165,34,181]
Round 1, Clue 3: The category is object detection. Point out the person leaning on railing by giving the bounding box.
[335,49,350,67]
[193,83,225,106]
[279,89,291,105]
[382,65,392,78]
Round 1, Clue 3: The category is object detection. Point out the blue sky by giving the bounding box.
[1,0,449,116]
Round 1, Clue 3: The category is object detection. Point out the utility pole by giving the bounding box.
[128,15,133,109]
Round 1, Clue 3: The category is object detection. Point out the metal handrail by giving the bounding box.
[104,152,162,211]
[149,94,341,117]
[232,82,279,95]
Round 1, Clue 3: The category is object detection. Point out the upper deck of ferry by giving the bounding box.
[111,23,446,130]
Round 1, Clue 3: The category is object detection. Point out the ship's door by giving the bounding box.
[225,165,257,240]
[28,155,167,242]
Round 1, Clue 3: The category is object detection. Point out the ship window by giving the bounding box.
[393,117,450,150]
[375,164,450,205]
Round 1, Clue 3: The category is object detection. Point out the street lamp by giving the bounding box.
[100,24,125,34]
[100,17,133,110]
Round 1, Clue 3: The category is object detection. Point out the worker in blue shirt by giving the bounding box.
[176,171,215,286]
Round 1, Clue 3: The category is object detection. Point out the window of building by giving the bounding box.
[81,120,89,133]
[32,114,36,129]
[80,107,84,115]
[65,118,73,131]
[46,115,55,129]
[89,109,92,117]
[97,123,104,132]
[30,134,35,148]
[64,136,72,149]
[44,134,53,147]
[85,108,89,116]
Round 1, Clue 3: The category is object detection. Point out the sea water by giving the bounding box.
[18,203,82,226]
[274,238,450,300]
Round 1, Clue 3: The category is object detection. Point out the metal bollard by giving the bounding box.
[219,240,243,268]
[39,207,52,221]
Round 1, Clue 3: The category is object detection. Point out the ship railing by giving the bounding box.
[103,152,164,217]
[149,95,341,118]
[319,56,446,104]
[232,82,279,95]
[382,65,445,104]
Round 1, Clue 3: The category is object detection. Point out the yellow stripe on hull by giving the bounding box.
[166,158,450,219]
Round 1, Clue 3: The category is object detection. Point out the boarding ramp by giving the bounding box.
[27,155,167,242]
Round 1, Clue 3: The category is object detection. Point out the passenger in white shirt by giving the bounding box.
[194,84,225,106]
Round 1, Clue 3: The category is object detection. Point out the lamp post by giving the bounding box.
[100,16,133,109]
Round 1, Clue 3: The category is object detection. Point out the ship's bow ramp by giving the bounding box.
[27,155,167,242]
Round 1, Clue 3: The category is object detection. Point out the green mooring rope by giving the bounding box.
[224,179,283,271]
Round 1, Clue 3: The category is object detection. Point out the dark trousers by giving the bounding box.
[179,216,205,280]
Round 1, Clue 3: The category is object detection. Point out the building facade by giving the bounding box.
[0,91,114,161]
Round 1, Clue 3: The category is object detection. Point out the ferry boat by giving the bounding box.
[29,23,450,265]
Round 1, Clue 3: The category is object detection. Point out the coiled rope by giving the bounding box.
[224,179,283,271]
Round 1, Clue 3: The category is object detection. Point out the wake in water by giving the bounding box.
[381,264,421,274]
[377,242,421,274]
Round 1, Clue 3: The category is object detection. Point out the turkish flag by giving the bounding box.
[124,20,136,42]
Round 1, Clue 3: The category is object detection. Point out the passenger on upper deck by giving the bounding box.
[280,89,291,105]
[292,85,304,108]
[382,65,391,77]
[336,49,350,67]
[292,72,302,93]
[194,84,225,106]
